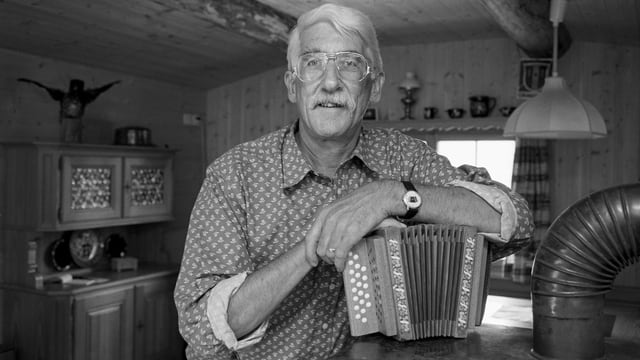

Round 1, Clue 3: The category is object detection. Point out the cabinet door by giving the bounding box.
[74,287,135,360]
[60,155,123,223]
[123,156,173,219]
[134,276,184,360]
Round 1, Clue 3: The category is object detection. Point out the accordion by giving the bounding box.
[342,224,489,340]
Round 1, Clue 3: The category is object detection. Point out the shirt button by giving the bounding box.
[322,323,329,330]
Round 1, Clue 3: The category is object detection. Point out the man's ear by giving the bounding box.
[368,72,385,104]
[284,71,297,103]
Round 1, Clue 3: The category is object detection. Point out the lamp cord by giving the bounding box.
[552,23,559,77]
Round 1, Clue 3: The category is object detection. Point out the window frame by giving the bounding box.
[405,129,516,187]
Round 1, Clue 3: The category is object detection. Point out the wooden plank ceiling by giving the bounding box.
[1,0,638,90]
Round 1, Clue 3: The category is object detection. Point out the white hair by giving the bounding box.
[286,4,384,76]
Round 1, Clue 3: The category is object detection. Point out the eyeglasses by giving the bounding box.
[293,52,371,82]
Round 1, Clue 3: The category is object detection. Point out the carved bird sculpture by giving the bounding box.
[17,78,121,119]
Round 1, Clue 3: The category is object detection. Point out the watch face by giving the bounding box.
[69,230,103,268]
[403,190,422,209]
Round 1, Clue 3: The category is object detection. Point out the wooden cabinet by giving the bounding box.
[73,287,135,360]
[134,278,183,360]
[1,267,182,360]
[1,142,175,231]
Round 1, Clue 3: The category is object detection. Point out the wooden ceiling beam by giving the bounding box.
[199,0,296,49]
[480,0,572,58]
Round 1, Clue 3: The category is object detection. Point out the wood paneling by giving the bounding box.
[206,38,520,159]
[204,38,640,289]
[2,0,637,90]
[206,67,298,157]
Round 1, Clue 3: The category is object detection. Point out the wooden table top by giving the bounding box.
[330,324,640,360]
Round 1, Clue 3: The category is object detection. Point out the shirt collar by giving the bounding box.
[351,127,386,176]
[280,121,384,189]
[281,121,313,189]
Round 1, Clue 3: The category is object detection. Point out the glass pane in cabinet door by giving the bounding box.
[130,167,165,206]
[124,157,173,218]
[70,167,113,209]
[61,156,123,223]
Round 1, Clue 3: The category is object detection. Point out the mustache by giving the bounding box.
[312,96,354,108]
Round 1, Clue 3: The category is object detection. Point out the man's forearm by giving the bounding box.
[388,181,501,233]
[227,241,314,338]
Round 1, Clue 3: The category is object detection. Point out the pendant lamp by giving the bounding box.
[503,0,607,139]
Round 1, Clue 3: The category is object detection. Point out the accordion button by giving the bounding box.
[352,296,358,301]
[355,263,360,269]
[355,273,361,278]
[353,254,360,260]
[362,317,368,323]
[350,278,355,284]
[363,283,369,289]
[359,299,365,306]
[361,266,367,271]
[349,269,355,275]
[354,305,360,311]
[355,314,361,320]
[357,290,364,296]
[348,259,354,265]
[362,275,368,281]
[364,293,370,299]
[366,302,372,308]
[352,287,357,293]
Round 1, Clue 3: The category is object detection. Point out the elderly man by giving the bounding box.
[174,3,533,360]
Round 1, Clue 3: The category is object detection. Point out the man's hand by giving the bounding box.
[304,180,404,271]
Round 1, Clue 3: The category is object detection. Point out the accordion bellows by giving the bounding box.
[343,224,489,340]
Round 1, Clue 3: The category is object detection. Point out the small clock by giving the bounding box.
[69,230,103,268]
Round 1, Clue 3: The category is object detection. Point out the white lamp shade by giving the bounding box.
[504,76,607,139]
[399,72,421,90]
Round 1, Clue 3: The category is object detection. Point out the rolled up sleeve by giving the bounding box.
[449,179,518,243]
[207,272,269,351]
[450,164,535,259]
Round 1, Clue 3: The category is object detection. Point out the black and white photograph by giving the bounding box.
[1,1,638,359]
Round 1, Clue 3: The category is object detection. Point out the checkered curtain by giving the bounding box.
[511,138,551,258]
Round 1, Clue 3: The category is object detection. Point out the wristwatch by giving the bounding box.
[399,181,422,220]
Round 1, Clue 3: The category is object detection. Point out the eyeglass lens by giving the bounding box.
[297,52,369,82]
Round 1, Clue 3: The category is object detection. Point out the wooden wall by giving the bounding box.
[0,47,206,264]
[206,38,522,156]
[206,38,640,288]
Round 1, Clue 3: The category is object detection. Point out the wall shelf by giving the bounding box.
[364,117,507,133]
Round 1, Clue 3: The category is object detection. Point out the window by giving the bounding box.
[436,140,516,187]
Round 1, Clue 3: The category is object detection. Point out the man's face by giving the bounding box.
[284,22,383,142]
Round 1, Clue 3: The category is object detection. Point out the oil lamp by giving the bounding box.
[398,72,420,120]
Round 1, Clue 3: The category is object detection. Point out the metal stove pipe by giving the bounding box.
[531,183,640,360]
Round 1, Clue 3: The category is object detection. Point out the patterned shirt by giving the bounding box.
[174,121,534,360]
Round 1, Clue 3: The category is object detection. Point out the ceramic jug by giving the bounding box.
[469,96,496,117]
[423,107,438,119]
